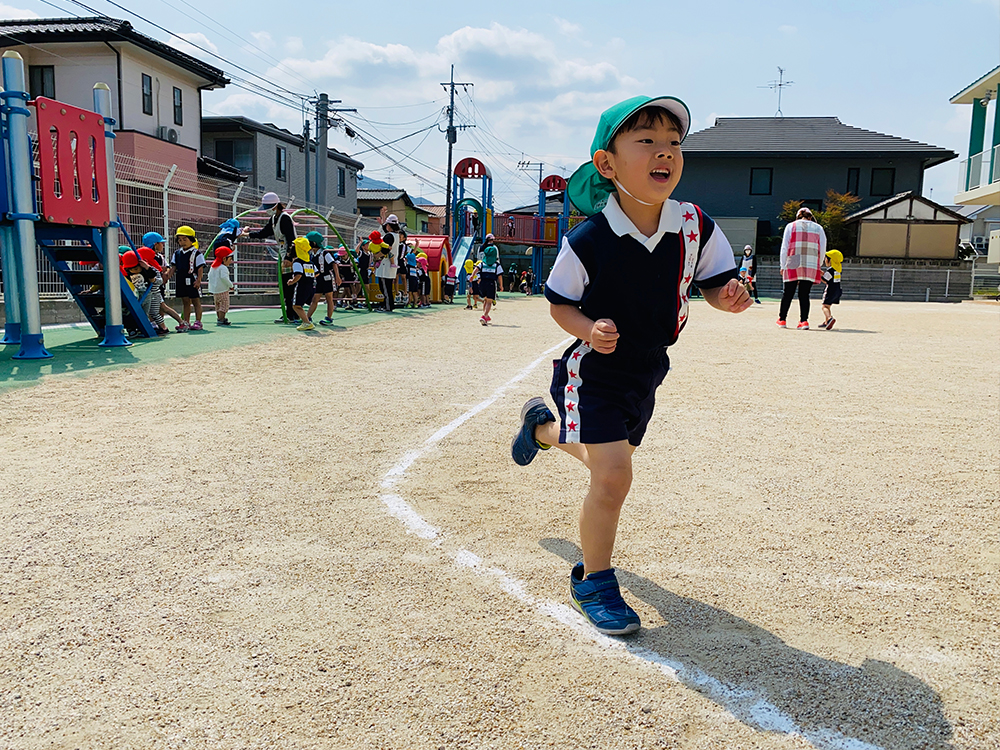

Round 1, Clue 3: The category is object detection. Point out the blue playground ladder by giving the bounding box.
[34,225,157,339]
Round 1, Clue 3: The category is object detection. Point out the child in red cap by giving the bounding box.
[208,239,235,326]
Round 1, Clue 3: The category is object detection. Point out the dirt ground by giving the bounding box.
[0,296,997,750]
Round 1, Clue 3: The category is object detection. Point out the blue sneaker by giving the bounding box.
[511,397,555,466]
[570,563,640,635]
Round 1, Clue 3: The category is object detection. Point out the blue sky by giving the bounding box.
[4,0,999,210]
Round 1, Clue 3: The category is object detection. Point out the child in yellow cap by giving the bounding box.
[819,249,844,330]
[289,237,317,330]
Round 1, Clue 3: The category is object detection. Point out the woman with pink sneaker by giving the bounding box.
[777,207,826,330]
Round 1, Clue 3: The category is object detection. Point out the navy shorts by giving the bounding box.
[471,280,481,297]
[315,275,334,295]
[444,282,455,297]
[175,278,200,298]
[550,340,669,447]
[292,277,315,307]
[408,276,420,293]
[822,282,842,305]
[421,276,430,295]
[479,273,497,301]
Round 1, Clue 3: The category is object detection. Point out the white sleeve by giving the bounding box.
[819,224,828,257]
[780,224,792,270]
[693,224,737,283]
[545,236,588,302]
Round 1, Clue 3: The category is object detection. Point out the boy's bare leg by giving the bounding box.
[822,303,832,323]
[483,298,493,317]
[535,420,590,467]
[579,441,633,575]
[193,298,202,323]
[326,293,334,317]
[182,298,192,323]
[308,295,320,320]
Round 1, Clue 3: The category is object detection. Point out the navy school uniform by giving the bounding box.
[544,195,738,446]
[419,267,431,296]
[407,262,421,293]
[291,257,317,307]
[315,249,337,295]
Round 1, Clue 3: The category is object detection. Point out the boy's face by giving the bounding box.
[223,255,234,266]
[154,242,165,253]
[595,119,683,208]
[177,236,194,249]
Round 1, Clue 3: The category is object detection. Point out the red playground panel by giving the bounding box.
[33,97,111,227]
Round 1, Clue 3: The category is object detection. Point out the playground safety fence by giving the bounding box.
[1,148,382,301]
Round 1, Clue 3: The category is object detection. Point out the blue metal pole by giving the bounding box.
[2,51,49,359]
[93,83,129,347]
[1,225,21,345]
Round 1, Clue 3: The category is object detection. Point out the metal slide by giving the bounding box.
[451,235,475,293]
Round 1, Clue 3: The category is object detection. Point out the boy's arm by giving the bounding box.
[550,303,618,354]
[699,279,753,313]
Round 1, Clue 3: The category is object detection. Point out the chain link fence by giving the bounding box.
[2,150,382,302]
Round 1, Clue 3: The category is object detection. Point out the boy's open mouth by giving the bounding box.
[650,168,672,183]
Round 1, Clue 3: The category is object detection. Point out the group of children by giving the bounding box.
[118,225,233,335]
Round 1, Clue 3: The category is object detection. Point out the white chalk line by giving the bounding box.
[378,340,884,750]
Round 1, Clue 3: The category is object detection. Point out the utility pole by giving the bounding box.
[518,160,545,294]
[303,118,311,204]
[312,94,355,210]
[441,65,474,239]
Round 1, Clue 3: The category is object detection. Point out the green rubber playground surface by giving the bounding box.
[0,303,447,394]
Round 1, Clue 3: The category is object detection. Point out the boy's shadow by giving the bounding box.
[540,539,952,750]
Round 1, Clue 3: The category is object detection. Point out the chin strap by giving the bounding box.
[613,179,657,207]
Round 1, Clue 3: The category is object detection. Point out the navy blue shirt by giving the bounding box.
[545,196,737,358]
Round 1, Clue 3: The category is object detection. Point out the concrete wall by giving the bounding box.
[677,156,926,235]
[857,221,960,259]
[714,217,758,253]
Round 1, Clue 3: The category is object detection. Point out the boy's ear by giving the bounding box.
[593,149,616,180]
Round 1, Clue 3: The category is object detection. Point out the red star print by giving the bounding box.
[679,314,687,323]
[568,421,578,431]
[583,341,591,347]
[569,370,576,379]
[571,351,581,360]
[683,211,695,222]
[566,384,575,393]
[683,274,692,284]
[566,402,575,412]
[686,231,698,243]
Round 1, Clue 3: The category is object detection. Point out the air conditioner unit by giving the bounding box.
[156,126,180,143]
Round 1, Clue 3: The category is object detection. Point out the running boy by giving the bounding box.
[306,231,341,325]
[511,96,752,635]
[818,249,843,330]
[288,237,317,330]
[479,233,500,325]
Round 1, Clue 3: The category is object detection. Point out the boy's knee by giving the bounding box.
[590,462,632,503]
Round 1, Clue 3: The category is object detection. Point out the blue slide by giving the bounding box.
[452,235,476,293]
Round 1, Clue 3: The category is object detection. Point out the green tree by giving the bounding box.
[815,189,860,250]
[779,199,803,224]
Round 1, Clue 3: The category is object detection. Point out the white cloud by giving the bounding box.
[168,32,219,60]
[779,25,798,34]
[285,36,304,54]
[250,31,273,50]
[553,17,582,35]
[0,3,37,18]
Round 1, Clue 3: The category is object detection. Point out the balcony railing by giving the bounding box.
[958,143,1000,192]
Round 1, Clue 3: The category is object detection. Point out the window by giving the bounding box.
[871,168,895,196]
[750,167,772,195]
[215,139,253,172]
[275,145,287,181]
[141,74,153,115]
[338,167,346,197]
[28,65,55,99]
[172,87,183,126]
[846,168,860,196]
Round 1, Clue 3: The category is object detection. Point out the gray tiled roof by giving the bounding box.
[0,16,228,87]
[683,117,956,167]
[357,189,408,201]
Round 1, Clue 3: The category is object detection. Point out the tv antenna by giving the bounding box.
[760,67,794,118]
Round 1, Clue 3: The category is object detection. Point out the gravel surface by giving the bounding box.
[0,296,996,750]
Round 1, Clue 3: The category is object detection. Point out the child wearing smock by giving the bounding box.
[406,248,420,308]
[443,264,457,303]
[306,231,340,325]
[479,233,500,325]
[819,249,843,330]
[172,226,206,331]
[417,255,430,308]
[207,240,235,326]
[288,237,317,330]
[510,96,752,636]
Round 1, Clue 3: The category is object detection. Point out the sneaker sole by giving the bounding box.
[511,397,549,465]
[570,597,640,636]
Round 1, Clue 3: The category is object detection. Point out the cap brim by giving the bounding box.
[622,97,691,142]
[256,202,278,211]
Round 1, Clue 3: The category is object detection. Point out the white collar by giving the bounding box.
[602,194,682,252]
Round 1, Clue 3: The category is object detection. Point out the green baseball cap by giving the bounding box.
[304,230,326,248]
[567,95,691,216]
